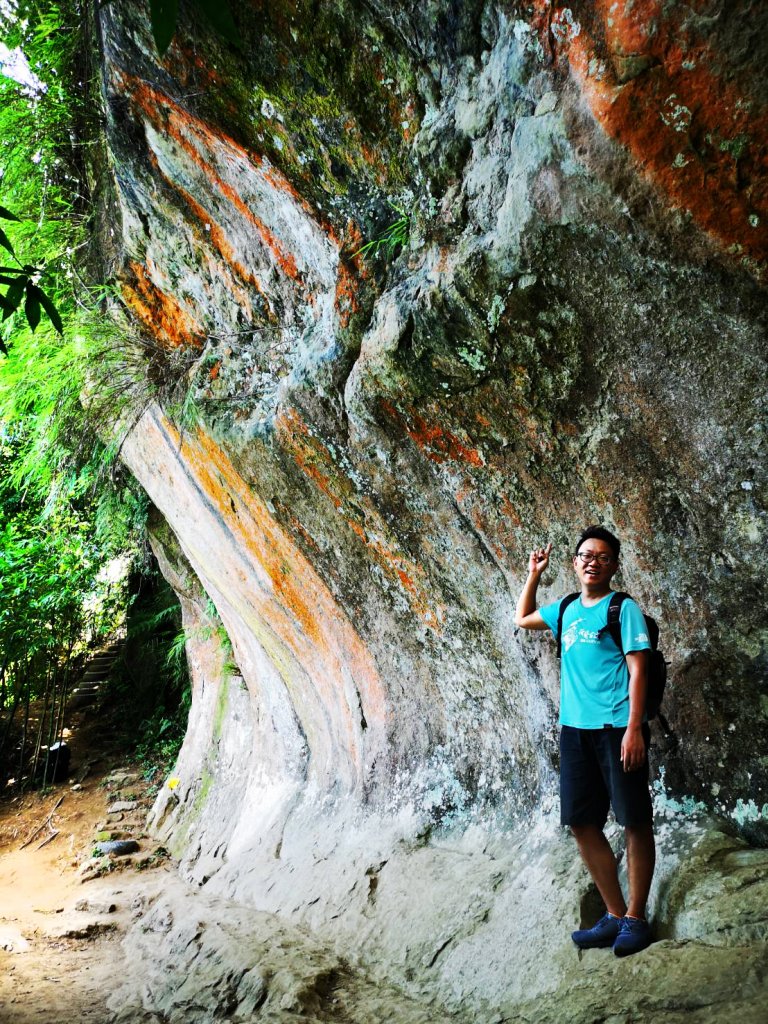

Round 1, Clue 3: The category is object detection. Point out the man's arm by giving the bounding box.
[515,544,552,630]
[621,651,648,771]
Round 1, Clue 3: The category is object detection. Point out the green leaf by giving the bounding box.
[0,292,15,313]
[0,205,22,222]
[2,277,26,320]
[193,0,239,44]
[36,286,64,335]
[0,226,16,257]
[149,0,179,55]
[0,275,24,286]
[24,283,41,332]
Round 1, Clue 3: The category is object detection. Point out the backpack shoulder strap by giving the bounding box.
[556,593,580,659]
[604,591,630,653]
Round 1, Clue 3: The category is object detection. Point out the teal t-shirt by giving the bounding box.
[539,592,651,728]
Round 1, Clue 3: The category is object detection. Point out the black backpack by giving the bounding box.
[556,591,669,727]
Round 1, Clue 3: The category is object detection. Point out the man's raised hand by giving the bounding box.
[528,542,552,577]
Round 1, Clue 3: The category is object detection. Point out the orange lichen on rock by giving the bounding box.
[143,415,390,775]
[359,141,393,185]
[533,1,768,274]
[454,485,515,562]
[120,74,312,288]
[162,41,221,92]
[276,407,443,629]
[169,183,274,322]
[381,401,486,468]
[334,260,361,329]
[499,496,522,529]
[122,262,203,348]
[276,408,346,511]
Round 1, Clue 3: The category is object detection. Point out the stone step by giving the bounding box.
[64,643,123,714]
[67,691,99,709]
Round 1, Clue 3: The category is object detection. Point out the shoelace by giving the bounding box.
[619,917,645,934]
[599,914,619,928]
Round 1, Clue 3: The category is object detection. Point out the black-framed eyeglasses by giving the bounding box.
[576,551,615,566]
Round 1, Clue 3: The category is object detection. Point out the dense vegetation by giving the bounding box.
[0,1,189,790]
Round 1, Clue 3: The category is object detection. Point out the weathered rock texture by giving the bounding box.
[95,0,767,1019]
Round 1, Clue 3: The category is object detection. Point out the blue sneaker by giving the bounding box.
[613,916,652,957]
[571,912,622,949]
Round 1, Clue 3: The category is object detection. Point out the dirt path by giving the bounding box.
[0,690,170,1023]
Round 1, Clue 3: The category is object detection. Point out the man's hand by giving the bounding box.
[528,543,552,578]
[621,725,646,772]
[515,542,552,630]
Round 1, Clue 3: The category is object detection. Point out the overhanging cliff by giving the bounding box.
[93,1,768,1019]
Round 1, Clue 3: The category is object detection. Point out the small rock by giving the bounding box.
[107,771,139,787]
[0,928,30,953]
[108,800,138,813]
[70,783,83,792]
[132,851,163,870]
[79,858,106,882]
[534,91,558,116]
[93,830,113,842]
[106,812,124,822]
[52,921,115,940]
[74,898,117,914]
[95,840,140,857]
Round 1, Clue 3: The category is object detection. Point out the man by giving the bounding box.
[514,525,655,957]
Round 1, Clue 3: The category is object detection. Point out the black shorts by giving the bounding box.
[560,724,653,828]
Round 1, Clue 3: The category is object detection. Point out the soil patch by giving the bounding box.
[0,680,171,1023]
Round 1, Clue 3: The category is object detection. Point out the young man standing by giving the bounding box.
[515,526,655,957]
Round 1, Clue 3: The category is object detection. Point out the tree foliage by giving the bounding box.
[0,1,96,352]
[0,1,166,788]
[0,205,63,346]
[0,422,132,787]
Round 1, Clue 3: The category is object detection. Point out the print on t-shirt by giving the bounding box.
[562,618,583,652]
[538,592,652,728]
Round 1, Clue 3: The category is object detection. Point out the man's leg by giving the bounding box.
[625,821,655,919]
[570,824,626,918]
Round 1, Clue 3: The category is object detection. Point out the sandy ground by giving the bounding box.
[0,701,170,1024]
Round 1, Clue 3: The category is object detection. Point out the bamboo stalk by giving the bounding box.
[18,662,31,791]
[30,655,53,785]
[0,664,21,765]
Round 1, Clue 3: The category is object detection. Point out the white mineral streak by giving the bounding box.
[121,406,390,804]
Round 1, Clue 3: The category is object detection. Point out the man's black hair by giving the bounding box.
[574,525,620,560]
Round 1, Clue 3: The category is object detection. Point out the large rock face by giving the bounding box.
[96,0,767,1018]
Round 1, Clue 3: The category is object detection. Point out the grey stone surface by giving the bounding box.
[89,0,768,1019]
[105,818,767,1022]
[95,840,140,857]
[75,899,118,915]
